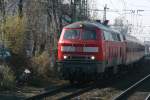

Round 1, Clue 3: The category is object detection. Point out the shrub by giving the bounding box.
[28,51,55,86]
[0,64,16,90]
[31,51,50,77]
[1,16,28,79]
[2,16,26,54]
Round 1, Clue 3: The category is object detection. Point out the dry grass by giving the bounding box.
[29,51,59,87]
[31,51,50,77]
[0,64,16,90]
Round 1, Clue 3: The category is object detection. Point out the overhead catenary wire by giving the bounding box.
[108,0,122,15]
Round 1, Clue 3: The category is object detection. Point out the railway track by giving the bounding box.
[46,83,98,100]
[113,73,150,100]
[26,60,150,100]
[25,84,72,100]
[26,72,150,100]
[145,93,150,100]
[25,82,100,100]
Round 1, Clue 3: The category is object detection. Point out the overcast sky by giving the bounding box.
[92,0,150,41]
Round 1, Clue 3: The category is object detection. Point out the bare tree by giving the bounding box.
[113,17,129,34]
[24,0,48,57]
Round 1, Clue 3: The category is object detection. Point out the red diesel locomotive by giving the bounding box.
[57,21,145,82]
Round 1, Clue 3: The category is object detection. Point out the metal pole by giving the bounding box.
[1,0,5,45]
[0,0,6,58]
[18,0,23,18]
[103,4,109,22]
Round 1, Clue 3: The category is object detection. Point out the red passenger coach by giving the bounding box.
[57,21,145,83]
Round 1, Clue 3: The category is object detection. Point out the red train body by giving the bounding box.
[57,21,145,82]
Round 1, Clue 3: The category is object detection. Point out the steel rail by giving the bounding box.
[145,93,150,100]
[25,84,72,100]
[57,83,97,100]
[113,74,150,100]
[26,81,106,100]
[57,79,113,100]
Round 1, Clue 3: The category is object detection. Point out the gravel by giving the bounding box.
[73,59,150,100]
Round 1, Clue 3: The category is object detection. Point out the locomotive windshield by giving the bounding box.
[63,29,96,40]
[81,30,96,40]
[63,30,80,39]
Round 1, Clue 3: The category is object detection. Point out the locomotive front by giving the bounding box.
[57,22,104,82]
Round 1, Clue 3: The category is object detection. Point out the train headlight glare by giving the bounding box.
[91,56,95,60]
[63,55,68,59]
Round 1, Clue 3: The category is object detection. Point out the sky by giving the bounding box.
[91,0,150,41]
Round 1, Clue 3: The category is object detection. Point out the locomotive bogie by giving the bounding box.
[57,60,105,81]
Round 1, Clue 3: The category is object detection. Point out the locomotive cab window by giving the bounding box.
[63,30,80,39]
[63,29,97,40]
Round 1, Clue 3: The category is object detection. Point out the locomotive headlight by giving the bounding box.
[91,56,95,60]
[63,55,68,59]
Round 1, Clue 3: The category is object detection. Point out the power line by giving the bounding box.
[121,0,126,10]
[108,0,122,15]
[89,9,119,12]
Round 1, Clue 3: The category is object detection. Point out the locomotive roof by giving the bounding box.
[125,35,144,45]
[64,21,120,33]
